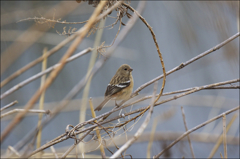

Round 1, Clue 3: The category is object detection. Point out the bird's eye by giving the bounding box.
[124,68,127,70]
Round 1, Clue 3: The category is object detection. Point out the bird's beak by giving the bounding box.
[129,68,133,72]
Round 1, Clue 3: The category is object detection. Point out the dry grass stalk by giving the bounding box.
[181,106,195,158]
[222,114,227,159]
[208,113,238,158]
[36,47,48,155]
[89,98,106,158]
[147,107,176,158]
[78,18,105,157]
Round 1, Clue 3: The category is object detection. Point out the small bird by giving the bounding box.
[94,64,134,111]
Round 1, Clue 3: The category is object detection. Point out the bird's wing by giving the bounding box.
[105,80,130,96]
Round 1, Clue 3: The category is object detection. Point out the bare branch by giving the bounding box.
[110,81,158,158]
[0,1,122,88]
[0,100,18,112]
[14,1,141,156]
[60,130,92,159]
[1,109,50,118]
[153,106,239,158]
[133,32,240,95]
[1,0,108,142]
[0,48,92,99]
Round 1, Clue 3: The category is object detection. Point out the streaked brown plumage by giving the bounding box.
[94,64,134,111]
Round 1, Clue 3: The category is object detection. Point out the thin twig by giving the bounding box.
[57,79,240,140]
[222,114,227,159]
[110,81,158,158]
[97,11,122,53]
[0,100,18,112]
[60,130,92,159]
[44,0,144,145]
[181,106,195,158]
[11,6,238,158]
[8,146,20,157]
[208,113,238,158]
[17,1,138,156]
[125,83,240,109]
[0,1,121,88]
[109,32,240,110]
[1,1,108,142]
[50,146,59,159]
[133,32,240,96]
[153,106,240,158]
[1,48,92,99]
[154,79,239,106]
[0,1,80,77]
[162,85,240,96]
[17,17,88,24]
[1,109,50,118]
[146,107,176,158]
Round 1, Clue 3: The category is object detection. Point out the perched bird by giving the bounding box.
[94,64,134,111]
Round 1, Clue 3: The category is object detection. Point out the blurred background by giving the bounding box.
[1,1,239,158]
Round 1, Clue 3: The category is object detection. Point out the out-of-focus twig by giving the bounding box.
[50,146,59,159]
[16,1,132,156]
[1,48,92,99]
[36,47,48,153]
[208,113,238,158]
[0,100,18,112]
[222,114,227,159]
[78,18,105,157]
[7,146,20,157]
[89,98,106,158]
[1,0,108,142]
[110,81,158,158]
[0,0,120,88]
[153,106,240,158]
[146,107,176,158]
[0,1,81,76]
[17,17,88,24]
[181,106,195,158]
[1,109,50,118]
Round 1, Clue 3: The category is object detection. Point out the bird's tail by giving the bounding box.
[94,96,112,111]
